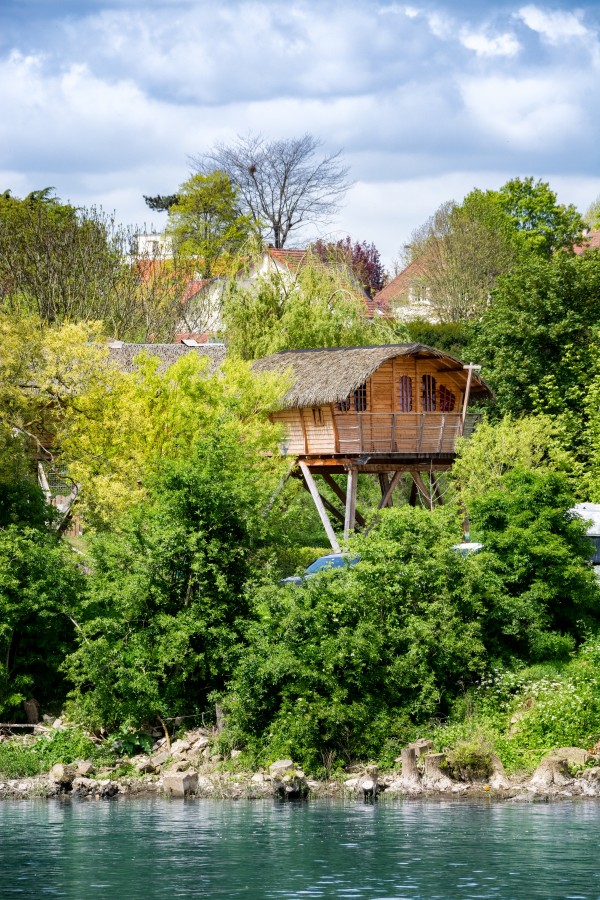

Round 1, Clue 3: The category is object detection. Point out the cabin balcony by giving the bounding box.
[333,411,480,456]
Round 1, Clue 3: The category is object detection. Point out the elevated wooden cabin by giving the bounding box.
[254,344,492,549]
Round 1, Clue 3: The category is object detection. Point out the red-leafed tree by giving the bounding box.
[311,236,387,297]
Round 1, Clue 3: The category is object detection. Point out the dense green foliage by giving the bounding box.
[65,439,264,729]
[220,474,599,772]
[0,522,84,719]
[222,254,396,359]
[165,171,253,277]
[472,250,600,433]
[3,172,600,778]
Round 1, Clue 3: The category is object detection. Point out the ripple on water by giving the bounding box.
[0,800,599,898]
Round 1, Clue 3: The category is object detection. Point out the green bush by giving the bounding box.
[442,736,494,781]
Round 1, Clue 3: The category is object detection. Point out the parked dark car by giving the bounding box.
[279,553,361,587]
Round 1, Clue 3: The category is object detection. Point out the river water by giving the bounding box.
[0,798,598,899]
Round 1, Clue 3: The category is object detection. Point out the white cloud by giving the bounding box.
[516,5,590,44]
[460,75,587,150]
[2,0,600,270]
[460,29,520,57]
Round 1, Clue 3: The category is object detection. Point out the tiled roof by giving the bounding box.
[573,232,600,255]
[373,258,428,305]
[266,248,308,271]
[182,279,212,301]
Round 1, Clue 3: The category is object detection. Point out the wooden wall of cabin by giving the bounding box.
[271,407,337,455]
[272,356,471,457]
[366,358,466,415]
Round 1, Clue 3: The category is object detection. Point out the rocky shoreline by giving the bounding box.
[2,731,600,803]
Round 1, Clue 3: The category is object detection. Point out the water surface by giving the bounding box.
[0,798,597,898]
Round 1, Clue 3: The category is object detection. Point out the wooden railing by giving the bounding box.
[334,412,481,455]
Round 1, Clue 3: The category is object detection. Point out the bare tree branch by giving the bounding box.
[191,133,352,248]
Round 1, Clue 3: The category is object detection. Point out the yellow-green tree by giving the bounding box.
[166,172,253,278]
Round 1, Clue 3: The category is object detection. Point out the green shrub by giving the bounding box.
[442,736,494,780]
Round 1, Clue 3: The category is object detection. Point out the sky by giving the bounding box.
[1,0,600,267]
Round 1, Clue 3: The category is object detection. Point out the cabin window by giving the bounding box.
[439,384,456,412]
[422,374,436,412]
[312,407,325,426]
[353,382,368,412]
[336,397,351,412]
[398,375,413,412]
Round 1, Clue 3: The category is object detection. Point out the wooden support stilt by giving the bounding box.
[408,479,418,507]
[378,473,393,507]
[344,467,358,541]
[299,461,341,553]
[322,473,366,527]
[412,472,433,509]
[298,476,348,527]
[378,470,403,511]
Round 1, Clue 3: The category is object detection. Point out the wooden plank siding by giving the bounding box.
[272,356,474,458]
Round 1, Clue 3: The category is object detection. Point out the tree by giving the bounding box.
[584,195,600,230]
[311,237,387,296]
[59,350,286,527]
[222,505,488,770]
[453,415,574,513]
[143,193,180,212]
[64,438,265,730]
[404,191,522,322]
[469,468,600,661]
[221,251,397,360]
[192,133,352,249]
[0,189,194,341]
[471,250,600,437]
[498,177,584,257]
[165,172,253,278]
[0,525,84,719]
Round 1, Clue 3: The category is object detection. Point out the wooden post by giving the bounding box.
[297,475,349,528]
[378,471,403,510]
[412,472,432,509]
[299,461,341,553]
[344,467,358,541]
[378,473,391,507]
[322,474,365,528]
[461,364,482,430]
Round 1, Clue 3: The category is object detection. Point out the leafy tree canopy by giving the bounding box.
[143,193,180,212]
[64,434,266,730]
[497,177,584,257]
[310,237,387,297]
[471,250,600,440]
[165,172,253,278]
[0,190,187,340]
[222,252,398,360]
[59,350,287,527]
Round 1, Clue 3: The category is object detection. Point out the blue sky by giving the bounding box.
[1,0,599,265]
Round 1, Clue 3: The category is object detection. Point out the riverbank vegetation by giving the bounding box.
[2,179,600,779]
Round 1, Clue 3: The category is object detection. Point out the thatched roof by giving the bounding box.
[107,342,226,374]
[253,344,491,408]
